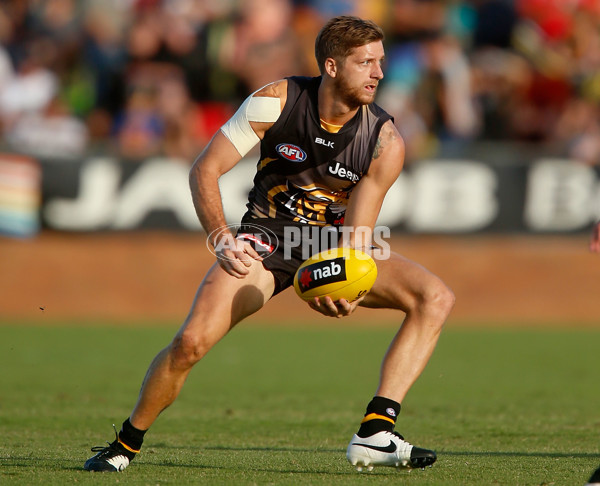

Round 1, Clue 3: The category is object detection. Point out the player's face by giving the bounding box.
[334,41,385,108]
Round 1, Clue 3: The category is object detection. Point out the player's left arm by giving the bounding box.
[342,119,405,248]
[309,120,405,318]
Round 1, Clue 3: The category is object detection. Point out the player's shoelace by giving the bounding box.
[90,442,120,457]
[89,425,123,458]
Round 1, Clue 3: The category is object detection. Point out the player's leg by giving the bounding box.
[347,251,454,471]
[129,260,275,429]
[84,259,276,472]
[361,251,454,402]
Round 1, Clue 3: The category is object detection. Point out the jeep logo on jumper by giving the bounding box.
[298,257,347,291]
[328,161,360,182]
[276,143,307,162]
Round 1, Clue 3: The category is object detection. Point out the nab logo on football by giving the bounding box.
[298,257,347,291]
[276,143,307,162]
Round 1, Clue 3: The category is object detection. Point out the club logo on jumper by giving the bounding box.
[298,257,347,291]
[315,137,334,148]
[237,232,275,254]
[328,161,360,182]
[276,143,307,162]
[206,223,279,261]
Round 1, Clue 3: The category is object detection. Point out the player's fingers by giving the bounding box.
[229,249,253,267]
[354,293,367,304]
[308,297,336,317]
[335,298,352,316]
[321,296,341,317]
[243,245,264,262]
[217,251,251,277]
[232,255,253,274]
[219,261,249,278]
[308,297,329,313]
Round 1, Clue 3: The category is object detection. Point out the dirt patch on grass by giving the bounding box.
[2,231,599,326]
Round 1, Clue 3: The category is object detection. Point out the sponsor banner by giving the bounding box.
[36,152,600,233]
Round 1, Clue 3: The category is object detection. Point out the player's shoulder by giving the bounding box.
[364,102,397,144]
[366,101,394,126]
[252,80,288,99]
[251,80,289,114]
[372,119,404,168]
[251,76,319,116]
[379,119,403,144]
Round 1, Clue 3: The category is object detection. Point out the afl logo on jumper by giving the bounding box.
[276,143,307,162]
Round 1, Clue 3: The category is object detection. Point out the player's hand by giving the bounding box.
[308,294,365,318]
[214,234,263,278]
[590,222,600,253]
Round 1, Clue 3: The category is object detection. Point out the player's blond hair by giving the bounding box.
[315,16,384,74]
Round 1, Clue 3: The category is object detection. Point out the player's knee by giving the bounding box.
[170,331,212,369]
[422,279,455,321]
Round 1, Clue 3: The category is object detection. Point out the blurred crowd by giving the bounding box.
[0,0,598,164]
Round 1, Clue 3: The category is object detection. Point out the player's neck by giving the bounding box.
[318,82,360,129]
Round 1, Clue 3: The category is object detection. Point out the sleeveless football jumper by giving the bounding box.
[238,76,393,295]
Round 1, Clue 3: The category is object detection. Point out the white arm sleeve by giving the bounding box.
[220,94,281,157]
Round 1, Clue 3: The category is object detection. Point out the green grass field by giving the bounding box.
[1,322,599,485]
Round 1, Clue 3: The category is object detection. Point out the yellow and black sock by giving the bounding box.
[357,396,401,438]
[115,418,147,460]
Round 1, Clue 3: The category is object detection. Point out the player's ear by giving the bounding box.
[324,57,337,78]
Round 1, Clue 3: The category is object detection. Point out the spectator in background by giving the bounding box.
[111,71,164,161]
[0,0,598,165]
[213,0,308,95]
[0,35,90,159]
[510,0,600,163]
[6,94,88,159]
[81,1,128,140]
[377,0,479,162]
[156,70,233,161]
[0,45,14,104]
[0,37,59,130]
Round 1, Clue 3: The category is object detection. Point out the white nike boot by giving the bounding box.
[346,430,436,471]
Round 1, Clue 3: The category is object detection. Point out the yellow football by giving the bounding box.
[293,248,378,303]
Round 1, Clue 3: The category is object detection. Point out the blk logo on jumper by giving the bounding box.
[276,143,307,162]
[315,137,334,148]
[298,257,347,291]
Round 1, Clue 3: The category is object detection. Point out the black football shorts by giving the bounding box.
[237,217,340,296]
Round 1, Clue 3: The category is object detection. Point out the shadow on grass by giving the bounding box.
[178,445,600,460]
[137,444,600,472]
[0,456,356,477]
[442,451,599,459]
[2,449,598,476]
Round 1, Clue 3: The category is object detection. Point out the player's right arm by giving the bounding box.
[190,132,257,277]
[189,80,287,277]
